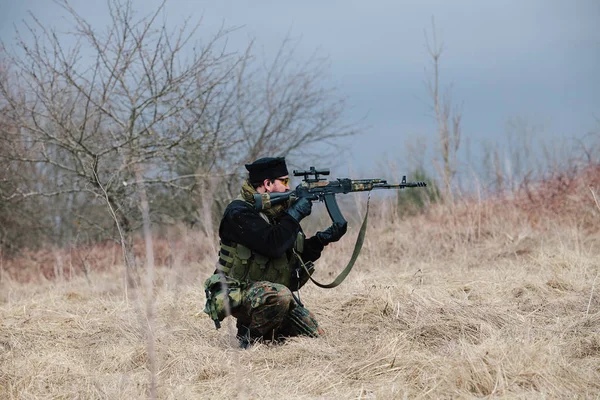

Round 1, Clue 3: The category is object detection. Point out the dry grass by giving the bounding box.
[1,169,600,399]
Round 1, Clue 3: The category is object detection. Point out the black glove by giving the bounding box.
[316,221,348,245]
[285,197,312,222]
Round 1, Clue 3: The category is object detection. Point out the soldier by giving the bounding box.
[204,157,347,347]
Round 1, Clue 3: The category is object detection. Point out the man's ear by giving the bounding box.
[264,179,272,192]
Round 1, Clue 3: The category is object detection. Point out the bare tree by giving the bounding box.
[231,37,356,162]
[0,0,356,256]
[0,0,245,263]
[424,19,462,199]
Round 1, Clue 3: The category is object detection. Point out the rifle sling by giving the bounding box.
[295,195,370,289]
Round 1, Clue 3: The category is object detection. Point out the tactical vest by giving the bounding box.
[216,203,304,289]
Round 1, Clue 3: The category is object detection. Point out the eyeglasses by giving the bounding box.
[276,177,290,186]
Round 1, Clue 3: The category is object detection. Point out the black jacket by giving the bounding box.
[219,199,324,262]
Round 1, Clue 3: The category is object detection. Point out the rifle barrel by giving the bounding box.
[373,182,427,189]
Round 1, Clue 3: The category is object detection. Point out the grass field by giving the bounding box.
[1,167,599,399]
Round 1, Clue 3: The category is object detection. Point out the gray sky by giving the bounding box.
[1,0,599,177]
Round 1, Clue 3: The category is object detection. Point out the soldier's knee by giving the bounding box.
[268,283,293,308]
[249,281,293,310]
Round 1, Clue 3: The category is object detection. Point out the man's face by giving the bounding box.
[265,175,290,193]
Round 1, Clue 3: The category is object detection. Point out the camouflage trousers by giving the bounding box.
[232,281,324,342]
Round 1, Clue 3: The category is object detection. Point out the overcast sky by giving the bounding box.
[1,0,599,176]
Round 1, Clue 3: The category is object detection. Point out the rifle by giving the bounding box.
[253,166,427,224]
[252,167,427,289]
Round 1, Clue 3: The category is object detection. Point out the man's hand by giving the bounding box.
[285,197,312,222]
[316,221,348,245]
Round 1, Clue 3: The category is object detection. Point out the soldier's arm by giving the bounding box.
[300,236,325,262]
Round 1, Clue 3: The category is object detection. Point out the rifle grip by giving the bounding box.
[323,194,347,225]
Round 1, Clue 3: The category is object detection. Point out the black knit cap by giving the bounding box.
[245,157,288,184]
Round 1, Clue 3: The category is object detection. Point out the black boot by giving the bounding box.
[236,322,263,349]
[236,323,251,349]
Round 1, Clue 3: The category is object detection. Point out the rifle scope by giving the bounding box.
[293,166,329,182]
